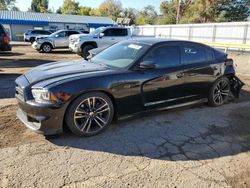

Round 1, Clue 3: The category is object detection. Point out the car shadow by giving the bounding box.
[49,50,75,54]
[0,58,55,68]
[0,52,25,57]
[49,89,250,161]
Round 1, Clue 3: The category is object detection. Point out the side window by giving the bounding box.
[31,30,39,34]
[67,31,80,36]
[57,31,67,37]
[41,30,51,35]
[143,45,180,68]
[103,29,115,37]
[181,45,206,64]
[114,29,128,36]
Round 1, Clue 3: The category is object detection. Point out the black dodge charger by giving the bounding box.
[15,39,244,136]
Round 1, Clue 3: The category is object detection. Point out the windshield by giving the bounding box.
[91,41,150,68]
[90,27,105,36]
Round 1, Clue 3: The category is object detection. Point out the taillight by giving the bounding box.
[3,35,9,44]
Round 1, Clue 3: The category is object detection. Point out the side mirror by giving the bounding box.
[139,61,156,69]
[99,33,104,38]
[55,34,59,38]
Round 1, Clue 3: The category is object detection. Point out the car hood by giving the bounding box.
[24,60,111,85]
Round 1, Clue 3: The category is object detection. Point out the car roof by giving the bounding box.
[128,38,213,48]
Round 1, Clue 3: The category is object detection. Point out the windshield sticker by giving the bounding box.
[128,44,142,50]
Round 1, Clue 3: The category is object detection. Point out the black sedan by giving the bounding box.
[15,39,244,136]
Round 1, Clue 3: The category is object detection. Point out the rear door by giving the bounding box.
[180,43,220,97]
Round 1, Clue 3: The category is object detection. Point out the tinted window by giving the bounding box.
[103,29,114,36]
[40,30,51,34]
[67,31,80,36]
[143,45,180,68]
[181,45,206,64]
[114,29,128,36]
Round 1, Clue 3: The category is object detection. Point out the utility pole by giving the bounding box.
[176,0,181,24]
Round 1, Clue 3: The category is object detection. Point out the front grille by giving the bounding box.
[15,84,25,101]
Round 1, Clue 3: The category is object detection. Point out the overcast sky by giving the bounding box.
[15,0,163,13]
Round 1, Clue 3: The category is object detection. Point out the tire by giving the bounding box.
[208,76,230,107]
[81,45,95,59]
[41,43,52,53]
[30,37,35,44]
[65,92,114,137]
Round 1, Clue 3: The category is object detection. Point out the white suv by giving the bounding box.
[69,27,132,59]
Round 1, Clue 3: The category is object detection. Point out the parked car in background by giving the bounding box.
[15,39,244,137]
[24,30,52,43]
[0,24,11,52]
[69,26,132,59]
[32,29,83,53]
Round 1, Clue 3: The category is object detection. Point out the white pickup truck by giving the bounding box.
[69,27,132,59]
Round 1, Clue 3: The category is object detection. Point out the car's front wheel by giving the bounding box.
[41,43,52,53]
[65,92,114,136]
[208,76,230,107]
[81,45,95,59]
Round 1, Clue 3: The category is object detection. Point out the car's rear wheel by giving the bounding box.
[208,76,230,107]
[65,92,114,136]
[81,45,95,59]
[41,43,52,53]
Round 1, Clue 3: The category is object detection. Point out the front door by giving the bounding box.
[53,31,68,47]
[140,44,188,108]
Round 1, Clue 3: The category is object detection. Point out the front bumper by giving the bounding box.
[16,98,68,135]
[32,41,42,51]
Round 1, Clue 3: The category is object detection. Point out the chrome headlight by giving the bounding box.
[31,89,52,104]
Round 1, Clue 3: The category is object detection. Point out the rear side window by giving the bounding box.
[103,29,114,36]
[181,45,207,64]
[143,45,180,68]
[113,29,128,36]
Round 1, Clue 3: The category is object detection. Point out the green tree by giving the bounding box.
[0,0,19,10]
[61,0,80,15]
[181,0,217,23]
[216,0,250,22]
[31,0,49,13]
[78,6,92,16]
[89,8,102,16]
[122,7,138,25]
[136,5,157,25]
[56,6,62,14]
[157,0,177,24]
[98,0,122,20]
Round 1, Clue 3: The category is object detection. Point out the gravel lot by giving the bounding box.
[0,42,250,188]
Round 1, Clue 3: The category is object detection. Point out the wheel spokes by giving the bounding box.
[74,96,110,134]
